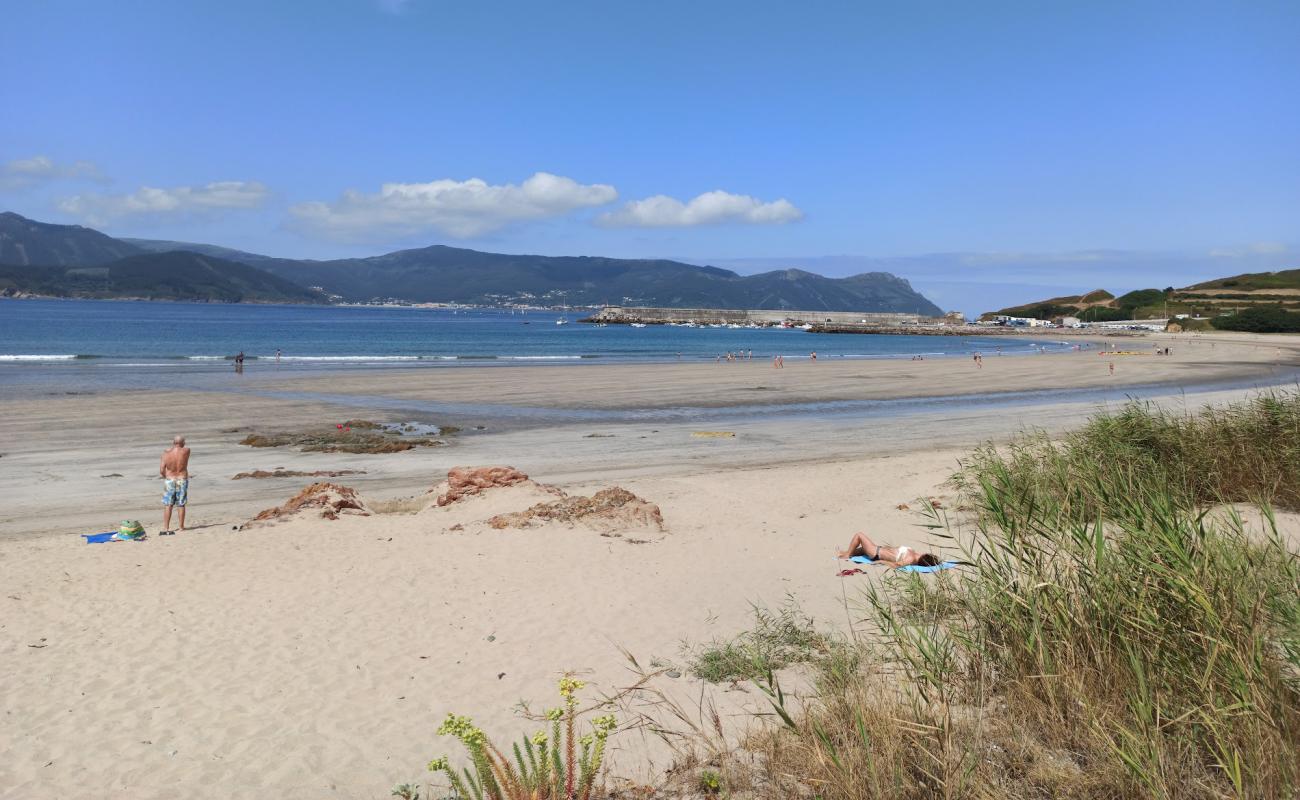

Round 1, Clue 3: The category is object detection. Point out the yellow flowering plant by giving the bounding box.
[426,675,618,800]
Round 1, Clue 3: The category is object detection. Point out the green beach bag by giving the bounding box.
[117,520,145,540]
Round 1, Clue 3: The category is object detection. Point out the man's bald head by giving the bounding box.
[173,435,186,447]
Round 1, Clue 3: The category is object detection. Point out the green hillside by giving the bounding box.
[0,251,325,303]
[0,211,142,266]
[122,237,281,265]
[983,289,1130,321]
[981,267,1300,332]
[1188,269,1300,291]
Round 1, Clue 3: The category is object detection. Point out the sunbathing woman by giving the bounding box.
[837,531,941,568]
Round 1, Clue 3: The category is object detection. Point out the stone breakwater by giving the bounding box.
[810,323,1018,335]
[582,305,930,326]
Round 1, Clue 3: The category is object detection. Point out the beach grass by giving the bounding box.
[952,389,1300,520]
[733,392,1300,799]
[686,600,834,683]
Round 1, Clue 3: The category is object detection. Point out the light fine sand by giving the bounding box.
[2,331,1299,799]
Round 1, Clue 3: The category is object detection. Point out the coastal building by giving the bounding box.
[986,314,1055,327]
[1078,318,1168,331]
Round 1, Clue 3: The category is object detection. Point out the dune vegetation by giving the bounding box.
[398,392,1300,799]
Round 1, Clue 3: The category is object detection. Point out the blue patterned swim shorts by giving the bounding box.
[162,478,189,507]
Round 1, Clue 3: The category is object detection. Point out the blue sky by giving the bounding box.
[2,0,1297,313]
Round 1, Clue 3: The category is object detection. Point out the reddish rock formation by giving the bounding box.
[487,487,664,532]
[251,482,370,523]
[435,466,531,506]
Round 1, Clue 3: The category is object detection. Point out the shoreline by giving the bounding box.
[2,331,1298,544]
[235,331,1299,412]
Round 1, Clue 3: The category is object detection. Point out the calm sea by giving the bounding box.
[0,299,1069,397]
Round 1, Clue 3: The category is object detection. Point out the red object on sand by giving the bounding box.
[337,424,343,429]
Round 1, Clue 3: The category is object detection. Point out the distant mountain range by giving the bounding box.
[0,213,322,304]
[0,251,324,304]
[0,211,142,266]
[0,212,944,313]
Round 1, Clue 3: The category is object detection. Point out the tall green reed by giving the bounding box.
[752,392,1300,799]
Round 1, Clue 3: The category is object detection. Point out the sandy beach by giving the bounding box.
[3,330,1300,799]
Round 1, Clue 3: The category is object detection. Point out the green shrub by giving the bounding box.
[1210,305,1300,332]
[697,769,722,794]
[688,601,833,682]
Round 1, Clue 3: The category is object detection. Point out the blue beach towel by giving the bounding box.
[850,554,962,573]
[898,561,962,573]
[83,531,117,544]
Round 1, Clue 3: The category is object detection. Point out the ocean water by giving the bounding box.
[0,299,1070,396]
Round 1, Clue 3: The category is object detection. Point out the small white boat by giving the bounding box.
[556,318,569,326]
[630,322,647,328]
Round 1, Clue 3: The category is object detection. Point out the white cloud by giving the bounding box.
[598,190,804,228]
[1208,242,1288,258]
[59,181,269,226]
[288,172,618,239]
[0,155,105,190]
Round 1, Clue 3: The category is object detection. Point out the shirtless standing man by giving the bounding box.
[160,436,191,533]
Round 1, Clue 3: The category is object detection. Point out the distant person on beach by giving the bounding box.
[159,435,191,533]
[810,351,817,361]
[1109,362,1115,375]
[276,348,281,363]
[837,531,941,568]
